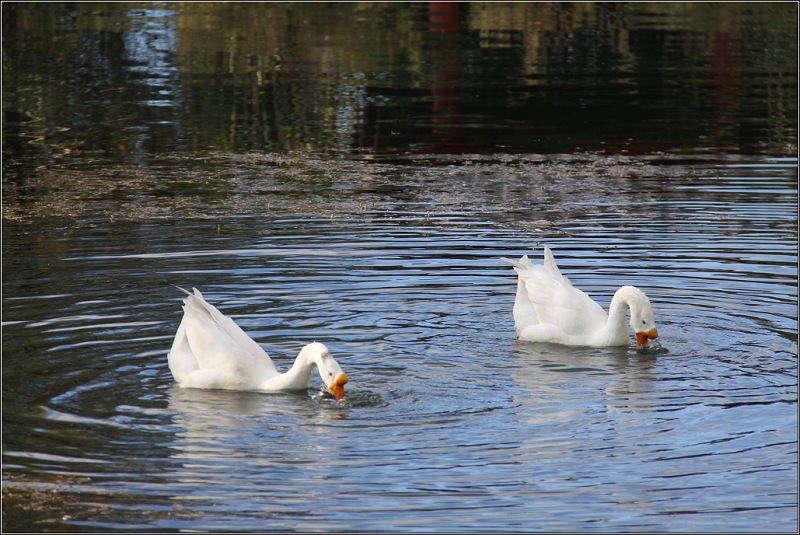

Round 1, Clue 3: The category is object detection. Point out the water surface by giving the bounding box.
[3,2,796,161]
[2,2,798,532]
[3,153,797,532]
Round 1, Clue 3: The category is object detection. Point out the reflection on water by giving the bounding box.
[2,2,797,532]
[2,1,797,172]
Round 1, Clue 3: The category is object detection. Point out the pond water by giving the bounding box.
[2,3,798,533]
[3,152,797,532]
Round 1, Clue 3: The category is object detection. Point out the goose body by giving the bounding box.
[502,247,658,348]
[167,288,348,399]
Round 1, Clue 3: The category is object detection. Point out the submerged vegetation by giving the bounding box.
[2,150,727,224]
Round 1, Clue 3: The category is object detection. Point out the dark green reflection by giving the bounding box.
[3,2,797,167]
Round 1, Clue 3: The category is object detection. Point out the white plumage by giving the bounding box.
[167,288,348,399]
[502,247,659,348]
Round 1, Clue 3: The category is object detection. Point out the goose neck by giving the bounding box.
[608,288,632,324]
[260,350,315,391]
[285,351,316,385]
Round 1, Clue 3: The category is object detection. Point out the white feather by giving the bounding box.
[502,247,658,347]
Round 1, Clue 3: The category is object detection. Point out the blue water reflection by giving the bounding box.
[3,154,796,530]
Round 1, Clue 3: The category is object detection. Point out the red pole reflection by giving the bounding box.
[429,2,460,33]
[429,2,461,151]
[710,31,741,146]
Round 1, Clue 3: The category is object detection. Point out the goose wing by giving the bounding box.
[175,288,277,380]
[503,247,607,336]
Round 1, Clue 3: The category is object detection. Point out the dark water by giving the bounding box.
[2,3,798,533]
[2,2,797,163]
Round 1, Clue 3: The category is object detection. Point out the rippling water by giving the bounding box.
[3,3,797,531]
[2,153,796,531]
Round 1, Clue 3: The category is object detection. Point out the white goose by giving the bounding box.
[167,288,348,400]
[502,247,659,348]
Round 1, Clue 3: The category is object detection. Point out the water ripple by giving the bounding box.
[2,156,796,531]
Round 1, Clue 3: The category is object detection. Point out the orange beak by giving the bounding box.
[328,373,348,401]
[635,328,659,348]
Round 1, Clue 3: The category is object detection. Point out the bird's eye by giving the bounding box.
[328,372,333,377]
[643,319,647,325]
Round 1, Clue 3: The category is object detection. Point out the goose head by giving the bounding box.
[301,342,348,400]
[620,286,659,348]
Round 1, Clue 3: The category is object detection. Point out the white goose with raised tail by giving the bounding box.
[502,247,659,348]
[167,288,348,399]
